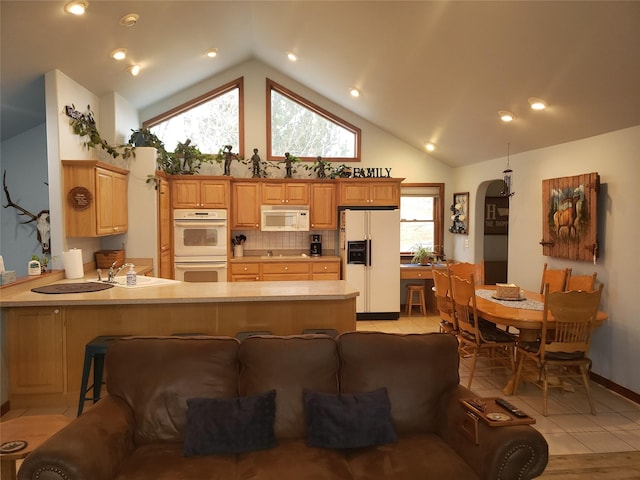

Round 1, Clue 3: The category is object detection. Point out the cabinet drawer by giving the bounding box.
[231,263,260,275]
[401,269,433,280]
[262,263,310,275]
[312,262,340,274]
[311,273,340,281]
[262,273,310,281]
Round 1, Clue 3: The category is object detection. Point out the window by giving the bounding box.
[400,184,444,255]
[267,79,361,162]
[143,78,244,156]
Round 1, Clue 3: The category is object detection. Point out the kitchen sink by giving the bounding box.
[260,254,309,259]
[110,276,181,288]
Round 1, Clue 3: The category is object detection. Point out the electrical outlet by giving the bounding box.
[465,239,469,248]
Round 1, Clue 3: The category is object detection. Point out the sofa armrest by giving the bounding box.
[437,386,548,480]
[18,395,135,480]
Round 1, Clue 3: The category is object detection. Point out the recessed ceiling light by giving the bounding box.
[528,97,548,110]
[120,13,139,27]
[111,48,127,61]
[287,52,298,62]
[126,64,141,76]
[206,48,218,58]
[425,142,436,152]
[498,110,516,122]
[64,1,88,15]
[350,88,361,98]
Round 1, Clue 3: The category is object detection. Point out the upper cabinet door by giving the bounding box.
[310,183,336,229]
[171,178,229,208]
[63,161,129,237]
[231,182,261,229]
[261,182,309,205]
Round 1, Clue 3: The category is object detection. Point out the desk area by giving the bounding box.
[400,264,438,314]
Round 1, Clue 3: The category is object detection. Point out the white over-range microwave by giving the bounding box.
[261,205,310,232]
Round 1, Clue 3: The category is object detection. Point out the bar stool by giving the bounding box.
[405,284,427,316]
[77,335,128,416]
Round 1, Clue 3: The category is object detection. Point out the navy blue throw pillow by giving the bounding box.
[304,388,397,449]
[183,390,276,456]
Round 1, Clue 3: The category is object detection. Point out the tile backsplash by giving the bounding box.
[230,230,337,256]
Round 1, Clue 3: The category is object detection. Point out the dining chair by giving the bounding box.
[512,283,604,416]
[450,273,516,389]
[539,263,571,294]
[431,267,456,333]
[447,260,485,286]
[566,271,597,291]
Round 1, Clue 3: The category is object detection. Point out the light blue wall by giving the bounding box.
[0,123,49,276]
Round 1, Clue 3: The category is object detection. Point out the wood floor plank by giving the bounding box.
[540,451,640,479]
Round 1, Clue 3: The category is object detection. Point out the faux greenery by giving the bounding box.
[66,105,135,160]
[67,105,355,180]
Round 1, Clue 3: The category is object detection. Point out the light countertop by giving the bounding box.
[0,272,358,307]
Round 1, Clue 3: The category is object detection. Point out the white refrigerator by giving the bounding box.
[339,208,400,320]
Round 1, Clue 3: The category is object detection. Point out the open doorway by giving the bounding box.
[481,180,509,284]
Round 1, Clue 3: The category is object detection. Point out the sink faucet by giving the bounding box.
[107,261,135,283]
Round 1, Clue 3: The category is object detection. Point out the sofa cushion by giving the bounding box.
[106,336,240,444]
[183,390,277,455]
[237,438,354,480]
[304,388,397,449]
[346,433,479,480]
[239,335,339,439]
[338,332,460,435]
[114,443,237,480]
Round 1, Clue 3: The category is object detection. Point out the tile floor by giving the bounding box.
[357,314,640,456]
[3,314,639,457]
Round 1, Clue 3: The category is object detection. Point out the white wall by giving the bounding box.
[453,125,640,393]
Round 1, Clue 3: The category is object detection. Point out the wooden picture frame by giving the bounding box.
[450,192,469,234]
[541,172,599,262]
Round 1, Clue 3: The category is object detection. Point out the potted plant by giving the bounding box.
[411,244,434,265]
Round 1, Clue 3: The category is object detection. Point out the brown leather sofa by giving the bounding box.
[18,332,548,480]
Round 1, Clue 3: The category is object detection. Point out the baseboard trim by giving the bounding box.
[0,400,10,417]
[589,371,640,405]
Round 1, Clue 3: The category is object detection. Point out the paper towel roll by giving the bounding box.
[62,249,84,279]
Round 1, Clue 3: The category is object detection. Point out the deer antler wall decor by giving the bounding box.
[2,170,51,254]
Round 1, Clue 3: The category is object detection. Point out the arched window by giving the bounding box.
[143,78,244,156]
[267,79,361,162]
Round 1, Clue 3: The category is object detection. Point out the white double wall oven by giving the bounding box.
[173,209,228,282]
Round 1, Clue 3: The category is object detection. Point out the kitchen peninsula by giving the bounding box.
[1,271,358,409]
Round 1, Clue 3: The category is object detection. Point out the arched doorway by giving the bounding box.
[475,180,509,284]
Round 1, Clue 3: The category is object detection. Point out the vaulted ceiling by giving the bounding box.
[2,1,639,167]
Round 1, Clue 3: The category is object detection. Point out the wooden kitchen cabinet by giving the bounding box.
[231,181,261,229]
[230,262,261,281]
[7,307,65,395]
[171,177,229,208]
[337,179,402,207]
[261,181,309,205]
[157,175,172,278]
[311,260,340,280]
[262,262,310,281]
[310,183,337,229]
[63,161,129,237]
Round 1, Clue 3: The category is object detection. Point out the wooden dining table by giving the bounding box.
[474,285,608,395]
